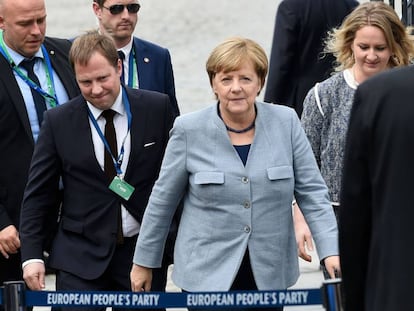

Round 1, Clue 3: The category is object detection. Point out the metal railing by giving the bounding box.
[1,280,344,311]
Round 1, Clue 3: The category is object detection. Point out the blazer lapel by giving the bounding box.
[0,56,34,145]
[123,90,145,180]
[245,104,269,169]
[133,37,151,90]
[212,105,250,168]
[72,97,109,178]
[43,41,79,99]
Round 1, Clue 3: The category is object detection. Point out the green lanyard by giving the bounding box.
[127,46,138,88]
[0,32,58,107]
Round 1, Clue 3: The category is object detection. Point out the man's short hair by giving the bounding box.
[69,30,119,70]
[93,0,105,7]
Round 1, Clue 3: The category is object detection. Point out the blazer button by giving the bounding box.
[243,201,251,209]
[244,226,251,233]
[241,176,249,184]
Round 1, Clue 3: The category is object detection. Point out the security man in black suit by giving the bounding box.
[0,0,79,288]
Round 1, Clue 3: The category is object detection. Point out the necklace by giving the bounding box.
[225,121,255,133]
[217,103,256,134]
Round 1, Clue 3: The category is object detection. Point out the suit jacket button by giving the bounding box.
[244,226,251,233]
[241,176,249,184]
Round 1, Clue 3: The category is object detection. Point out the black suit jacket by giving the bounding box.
[0,37,79,232]
[264,0,358,116]
[20,87,174,280]
[340,65,414,310]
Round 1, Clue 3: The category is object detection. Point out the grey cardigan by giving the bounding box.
[301,71,356,204]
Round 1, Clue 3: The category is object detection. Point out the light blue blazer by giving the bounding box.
[133,102,338,291]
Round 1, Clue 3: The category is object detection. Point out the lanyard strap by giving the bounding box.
[87,87,132,177]
[0,32,59,107]
[127,45,138,88]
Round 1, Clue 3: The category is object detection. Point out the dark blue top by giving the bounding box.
[234,144,251,166]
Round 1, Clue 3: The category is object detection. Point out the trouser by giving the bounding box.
[54,236,168,311]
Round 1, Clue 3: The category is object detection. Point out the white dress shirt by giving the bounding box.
[87,86,140,237]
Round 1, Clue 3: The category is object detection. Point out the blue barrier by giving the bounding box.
[1,280,343,310]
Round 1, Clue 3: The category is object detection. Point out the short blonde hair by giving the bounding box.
[206,37,268,92]
[325,1,414,71]
[69,30,119,70]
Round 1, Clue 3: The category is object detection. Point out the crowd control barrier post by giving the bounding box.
[3,281,26,311]
[322,278,343,311]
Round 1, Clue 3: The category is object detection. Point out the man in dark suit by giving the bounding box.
[340,65,414,310]
[92,0,180,117]
[92,0,180,294]
[19,31,174,308]
[264,0,358,116]
[0,0,79,288]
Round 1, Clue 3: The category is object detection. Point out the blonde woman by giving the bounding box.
[295,1,414,264]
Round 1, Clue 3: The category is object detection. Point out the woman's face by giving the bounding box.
[351,25,392,81]
[212,60,262,117]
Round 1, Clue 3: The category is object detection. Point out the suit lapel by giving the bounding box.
[0,56,34,144]
[133,37,151,90]
[0,40,78,147]
[43,40,79,99]
[72,97,109,178]
[245,104,269,170]
[123,89,145,180]
[212,105,249,169]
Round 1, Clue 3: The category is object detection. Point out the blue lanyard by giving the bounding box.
[0,32,59,107]
[87,87,132,177]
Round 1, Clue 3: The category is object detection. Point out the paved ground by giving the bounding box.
[45,0,280,115]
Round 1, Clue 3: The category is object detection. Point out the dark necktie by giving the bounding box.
[102,109,117,179]
[20,58,47,126]
[101,109,124,244]
[118,51,126,85]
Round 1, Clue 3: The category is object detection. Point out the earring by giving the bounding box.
[391,54,399,65]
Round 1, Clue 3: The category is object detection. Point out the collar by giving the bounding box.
[5,44,44,67]
[117,38,133,61]
[343,68,359,90]
[87,86,126,120]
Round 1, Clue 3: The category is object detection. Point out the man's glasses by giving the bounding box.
[102,3,140,15]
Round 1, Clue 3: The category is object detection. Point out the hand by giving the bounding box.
[0,225,20,258]
[130,264,152,292]
[23,262,46,290]
[323,256,341,279]
[293,204,313,262]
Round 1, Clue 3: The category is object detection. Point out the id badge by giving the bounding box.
[109,176,135,201]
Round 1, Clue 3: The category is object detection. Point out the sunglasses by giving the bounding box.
[102,3,141,15]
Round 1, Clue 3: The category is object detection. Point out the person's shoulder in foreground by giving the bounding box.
[340,65,414,311]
